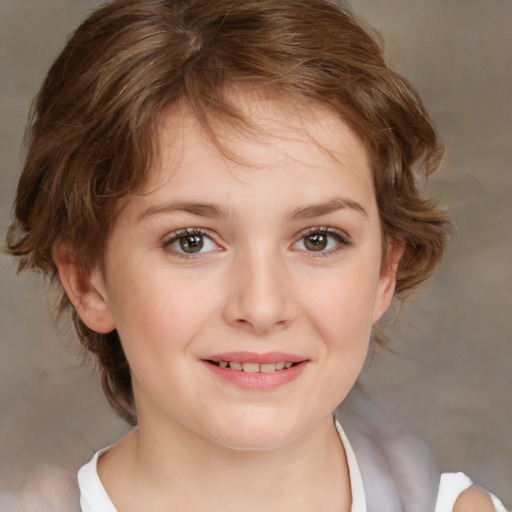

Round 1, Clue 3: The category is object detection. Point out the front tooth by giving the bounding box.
[218,361,228,368]
[275,362,285,370]
[260,363,277,373]
[229,361,243,370]
[284,362,293,368]
[242,362,260,373]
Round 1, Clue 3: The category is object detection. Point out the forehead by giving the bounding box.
[113,90,378,229]
[144,91,374,195]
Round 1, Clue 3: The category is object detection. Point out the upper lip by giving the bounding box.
[203,351,308,364]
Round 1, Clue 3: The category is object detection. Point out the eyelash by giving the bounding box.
[161,226,352,258]
[292,227,352,256]
[161,228,220,258]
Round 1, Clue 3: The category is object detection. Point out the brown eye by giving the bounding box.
[293,228,350,254]
[163,229,218,256]
[304,233,328,251]
[179,234,204,253]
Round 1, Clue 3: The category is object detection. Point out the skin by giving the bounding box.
[54,93,493,511]
[454,487,495,512]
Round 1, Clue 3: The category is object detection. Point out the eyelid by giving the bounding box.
[161,227,222,256]
[162,227,209,244]
[291,226,352,254]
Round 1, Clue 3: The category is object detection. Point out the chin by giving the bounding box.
[213,431,298,452]
[204,412,310,452]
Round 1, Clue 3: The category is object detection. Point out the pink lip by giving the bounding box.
[203,351,307,364]
[201,352,309,391]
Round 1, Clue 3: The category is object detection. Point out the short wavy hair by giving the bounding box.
[6,0,449,423]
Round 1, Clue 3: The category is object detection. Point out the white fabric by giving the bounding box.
[493,492,511,512]
[434,472,508,512]
[335,421,367,512]
[435,473,473,512]
[77,426,508,512]
[77,448,116,512]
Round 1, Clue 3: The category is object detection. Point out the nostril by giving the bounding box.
[222,281,294,334]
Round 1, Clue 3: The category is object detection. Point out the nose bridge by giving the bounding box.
[224,242,294,334]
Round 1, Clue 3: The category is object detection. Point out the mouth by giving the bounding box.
[202,352,308,390]
[206,360,297,373]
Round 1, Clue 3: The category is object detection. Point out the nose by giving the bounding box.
[222,250,296,335]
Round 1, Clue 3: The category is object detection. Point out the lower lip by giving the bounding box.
[203,361,307,390]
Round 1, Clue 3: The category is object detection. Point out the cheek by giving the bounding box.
[105,262,215,358]
[302,262,380,342]
[105,270,214,404]
[294,266,378,409]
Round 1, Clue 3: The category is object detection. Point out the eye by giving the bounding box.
[162,229,219,255]
[293,228,350,254]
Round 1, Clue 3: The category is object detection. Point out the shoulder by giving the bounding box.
[453,486,495,512]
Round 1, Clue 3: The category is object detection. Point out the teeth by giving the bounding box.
[242,362,260,373]
[260,363,277,373]
[217,361,295,373]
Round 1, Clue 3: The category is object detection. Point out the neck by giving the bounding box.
[99,414,351,512]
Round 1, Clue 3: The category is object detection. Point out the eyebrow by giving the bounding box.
[287,197,368,219]
[138,196,367,222]
[138,201,231,221]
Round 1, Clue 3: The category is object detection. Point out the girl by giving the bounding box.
[6,0,508,510]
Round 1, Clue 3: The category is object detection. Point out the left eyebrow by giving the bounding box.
[288,197,368,220]
[137,201,232,222]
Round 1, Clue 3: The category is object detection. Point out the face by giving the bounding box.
[76,94,400,450]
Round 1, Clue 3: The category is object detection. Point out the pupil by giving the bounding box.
[180,234,203,253]
[305,233,327,251]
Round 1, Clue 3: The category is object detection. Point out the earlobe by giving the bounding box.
[372,236,406,324]
[52,243,115,334]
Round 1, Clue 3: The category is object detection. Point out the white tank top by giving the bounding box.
[77,422,508,512]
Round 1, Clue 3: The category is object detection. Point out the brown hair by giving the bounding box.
[6,0,449,423]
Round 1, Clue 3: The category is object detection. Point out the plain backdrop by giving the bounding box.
[0,0,510,506]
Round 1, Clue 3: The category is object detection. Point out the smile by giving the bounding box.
[202,352,308,390]
[209,361,296,373]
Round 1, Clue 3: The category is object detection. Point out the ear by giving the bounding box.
[52,242,115,334]
[372,236,405,324]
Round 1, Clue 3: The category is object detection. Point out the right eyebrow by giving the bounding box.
[287,197,368,220]
[137,201,232,222]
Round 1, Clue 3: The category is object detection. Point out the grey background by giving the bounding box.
[0,0,510,506]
